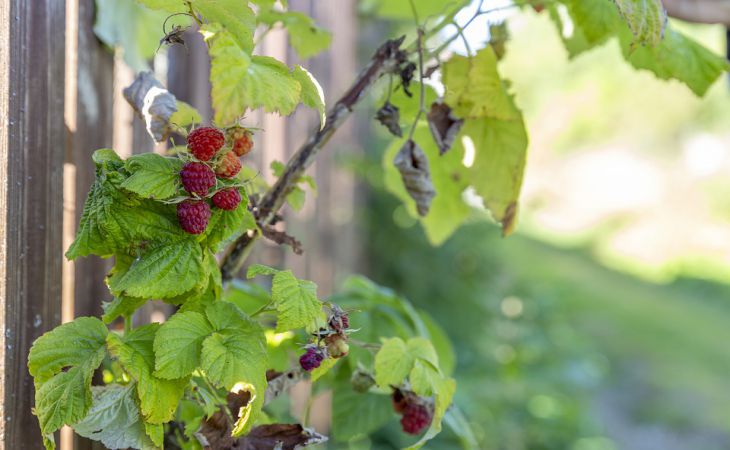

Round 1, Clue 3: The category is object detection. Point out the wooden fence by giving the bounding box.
[0,0,361,448]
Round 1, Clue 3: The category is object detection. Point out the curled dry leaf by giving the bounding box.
[123,71,177,142]
[394,140,436,217]
[198,390,252,449]
[235,424,328,450]
[375,101,402,137]
[427,102,464,155]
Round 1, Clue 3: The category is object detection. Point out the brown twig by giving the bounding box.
[220,36,408,281]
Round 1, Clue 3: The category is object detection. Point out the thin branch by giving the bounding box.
[220,36,408,281]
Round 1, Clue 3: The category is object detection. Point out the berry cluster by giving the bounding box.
[175,125,254,234]
[298,306,351,372]
[392,389,433,435]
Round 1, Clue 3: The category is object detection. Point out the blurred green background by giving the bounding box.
[353,8,730,450]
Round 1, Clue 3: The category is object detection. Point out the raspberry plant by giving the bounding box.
[28,0,728,449]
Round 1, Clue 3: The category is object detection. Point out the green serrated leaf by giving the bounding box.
[109,238,205,298]
[169,100,202,127]
[94,0,172,71]
[459,115,528,235]
[292,65,326,127]
[154,311,213,379]
[28,317,108,436]
[258,10,331,59]
[200,303,267,434]
[442,47,519,120]
[107,325,188,424]
[621,27,730,96]
[374,337,414,387]
[271,270,323,332]
[67,168,181,260]
[135,0,186,12]
[612,0,666,47]
[121,153,183,200]
[102,296,149,324]
[144,421,164,448]
[332,368,393,442]
[246,264,280,278]
[192,0,256,53]
[73,384,159,450]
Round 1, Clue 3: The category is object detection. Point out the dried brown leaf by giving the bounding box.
[393,140,436,217]
[375,101,403,137]
[123,71,177,142]
[427,102,464,155]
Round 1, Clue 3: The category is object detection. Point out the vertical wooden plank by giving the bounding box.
[0,0,66,448]
[69,0,115,321]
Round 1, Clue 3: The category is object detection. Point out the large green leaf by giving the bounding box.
[459,115,528,236]
[612,0,667,47]
[94,0,171,71]
[201,303,268,434]
[73,384,158,450]
[153,311,213,379]
[109,238,205,298]
[121,153,183,200]
[292,65,326,127]
[621,28,730,96]
[271,270,324,332]
[192,0,256,53]
[258,10,331,59]
[332,370,393,442]
[107,325,188,424]
[374,337,439,388]
[28,318,108,438]
[442,47,519,120]
[67,157,181,260]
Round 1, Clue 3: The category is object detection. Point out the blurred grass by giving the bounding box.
[494,233,730,429]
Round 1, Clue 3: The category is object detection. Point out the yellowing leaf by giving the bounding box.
[612,0,667,47]
[442,47,519,120]
[459,116,528,236]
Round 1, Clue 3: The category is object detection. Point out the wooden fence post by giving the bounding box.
[0,0,66,448]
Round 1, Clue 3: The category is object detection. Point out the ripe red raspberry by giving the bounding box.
[187,126,225,161]
[400,402,432,435]
[180,162,216,196]
[215,151,241,179]
[177,200,211,234]
[212,188,242,211]
[228,127,254,157]
[299,347,324,372]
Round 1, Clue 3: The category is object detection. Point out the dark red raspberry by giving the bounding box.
[392,389,408,414]
[212,188,242,211]
[299,347,324,372]
[188,126,225,161]
[228,127,254,157]
[177,200,211,234]
[400,402,432,435]
[215,151,241,179]
[328,309,349,332]
[180,162,216,196]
